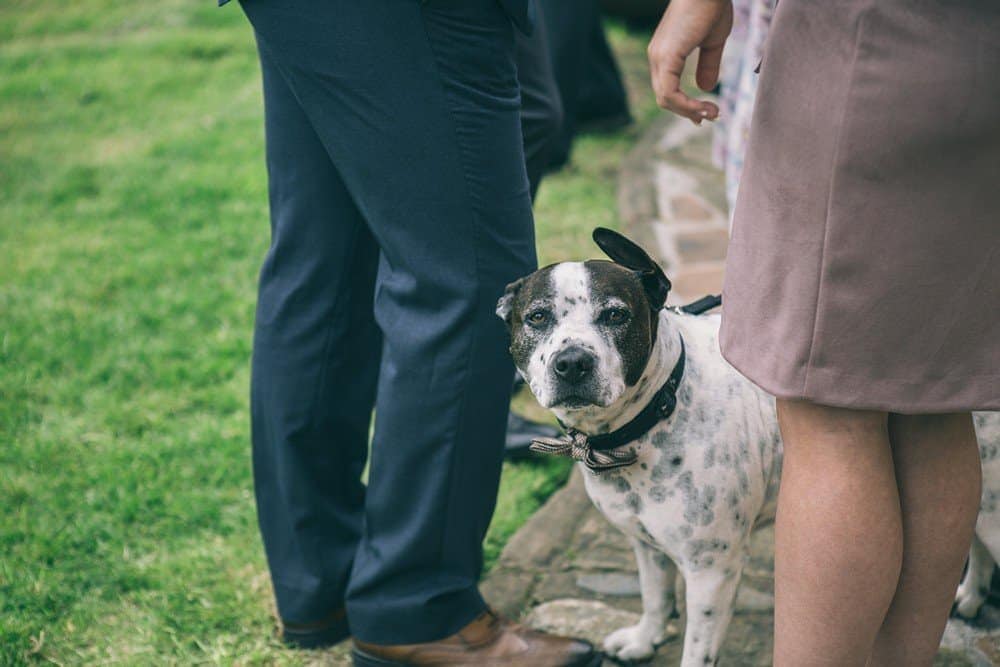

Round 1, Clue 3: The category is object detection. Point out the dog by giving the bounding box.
[497,228,1000,665]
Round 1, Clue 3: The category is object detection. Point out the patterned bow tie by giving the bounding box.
[529,430,638,472]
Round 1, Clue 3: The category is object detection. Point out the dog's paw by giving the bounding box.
[953,585,987,620]
[603,624,658,662]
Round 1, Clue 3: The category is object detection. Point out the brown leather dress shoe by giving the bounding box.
[351,609,600,666]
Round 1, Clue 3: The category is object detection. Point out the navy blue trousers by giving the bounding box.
[241,0,537,644]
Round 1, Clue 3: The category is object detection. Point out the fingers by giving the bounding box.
[647,0,732,124]
[696,1,733,92]
[657,87,720,124]
[650,58,719,123]
[696,42,724,92]
[649,42,720,124]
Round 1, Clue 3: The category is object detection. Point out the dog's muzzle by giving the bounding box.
[549,346,603,407]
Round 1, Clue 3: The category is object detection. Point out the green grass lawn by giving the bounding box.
[0,2,658,663]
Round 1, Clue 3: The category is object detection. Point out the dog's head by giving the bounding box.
[497,228,671,411]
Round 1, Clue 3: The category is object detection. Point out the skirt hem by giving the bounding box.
[720,340,1000,415]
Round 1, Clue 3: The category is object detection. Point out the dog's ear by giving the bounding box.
[496,276,527,324]
[592,227,671,310]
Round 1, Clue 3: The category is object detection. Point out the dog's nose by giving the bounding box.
[552,346,595,384]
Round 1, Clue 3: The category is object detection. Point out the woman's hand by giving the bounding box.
[647,0,733,124]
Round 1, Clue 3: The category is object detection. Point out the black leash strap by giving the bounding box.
[675,293,722,315]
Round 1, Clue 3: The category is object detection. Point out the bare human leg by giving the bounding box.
[868,412,981,667]
[773,399,902,667]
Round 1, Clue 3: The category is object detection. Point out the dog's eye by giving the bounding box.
[600,308,630,326]
[525,309,550,327]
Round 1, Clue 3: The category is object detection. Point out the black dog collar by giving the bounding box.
[529,334,686,473]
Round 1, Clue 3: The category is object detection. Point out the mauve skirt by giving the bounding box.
[719,0,1000,413]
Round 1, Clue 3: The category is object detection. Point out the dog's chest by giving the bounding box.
[580,390,780,569]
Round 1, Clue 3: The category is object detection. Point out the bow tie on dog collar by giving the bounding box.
[530,333,687,473]
[529,429,640,472]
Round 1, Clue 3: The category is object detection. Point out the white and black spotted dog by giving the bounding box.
[497,228,1000,666]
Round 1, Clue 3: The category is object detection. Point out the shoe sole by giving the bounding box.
[283,626,350,650]
[352,650,399,667]
[352,648,604,666]
[282,616,350,650]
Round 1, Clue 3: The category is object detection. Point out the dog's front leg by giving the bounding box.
[603,537,678,661]
[678,562,742,667]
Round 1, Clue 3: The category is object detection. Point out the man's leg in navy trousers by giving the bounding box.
[250,39,379,642]
[242,0,537,645]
